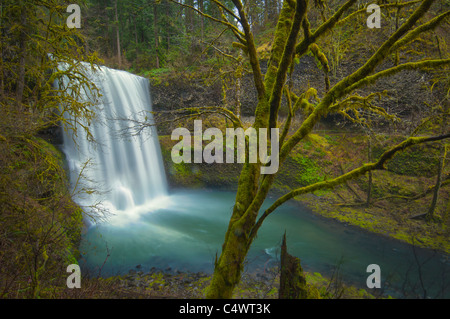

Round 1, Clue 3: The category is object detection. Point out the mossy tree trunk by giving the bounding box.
[279,233,308,299]
[205,0,308,298]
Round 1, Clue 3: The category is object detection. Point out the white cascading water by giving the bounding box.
[60,63,169,225]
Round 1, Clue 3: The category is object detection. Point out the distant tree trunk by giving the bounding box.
[279,233,308,299]
[267,0,278,25]
[133,14,139,67]
[185,0,194,33]
[444,197,450,224]
[394,7,401,65]
[115,0,122,68]
[367,135,373,207]
[235,75,241,119]
[199,0,204,42]
[0,0,3,100]
[248,0,261,31]
[165,1,171,52]
[102,0,110,58]
[154,3,159,68]
[235,52,243,119]
[0,43,3,100]
[264,0,269,25]
[133,14,138,46]
[16,7,27,110]
[426,145,445,221]
[426,105,448,221]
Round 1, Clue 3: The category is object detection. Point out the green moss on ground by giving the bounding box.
[373,141,440,177]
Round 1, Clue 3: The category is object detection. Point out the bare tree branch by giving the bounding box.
[342,59,450,96]
[295,0,358,57]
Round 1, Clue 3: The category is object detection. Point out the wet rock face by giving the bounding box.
[150,78,223,112]
[37,123,64,145]
[148,56,324,118]
[149,53,436,133]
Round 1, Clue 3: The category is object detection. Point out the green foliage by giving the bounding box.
[84,0,238,73]
[291,152,324,186]
[141,67,172,85]
[0,0,100,298]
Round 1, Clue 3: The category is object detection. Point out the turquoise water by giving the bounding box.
[80,189,450,298]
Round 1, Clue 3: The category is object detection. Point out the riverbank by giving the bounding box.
[109,265,378,299]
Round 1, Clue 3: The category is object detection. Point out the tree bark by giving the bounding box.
[133,14,138,46]
[205,179,265,298]
[279,232,308,299]
[115,0,122,68]
[185,0,194,33]
[154,3,159,69]
[199,0,204,42]
[426,145,445,221]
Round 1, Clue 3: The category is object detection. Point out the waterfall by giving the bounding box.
[60,64,169,224]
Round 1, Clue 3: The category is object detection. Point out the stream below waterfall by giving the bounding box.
[79,189,450,299]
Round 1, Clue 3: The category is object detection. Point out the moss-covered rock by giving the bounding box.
[159,135,242,190]
[373,141,440,177]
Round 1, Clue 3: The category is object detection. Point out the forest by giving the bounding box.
[82,0,287,71]
[0,0,449,302]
